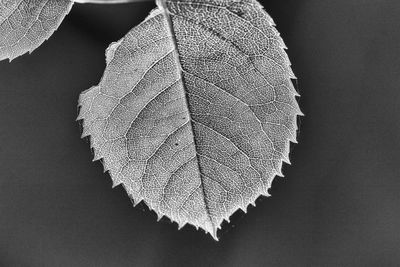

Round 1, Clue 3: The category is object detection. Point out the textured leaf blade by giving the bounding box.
[78,0,302,240]
[0,0,73,61]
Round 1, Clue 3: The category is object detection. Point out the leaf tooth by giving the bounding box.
[261,191,271,197]
[80,122,91,137]
[81,127,92,138]
[80,132,88,138]
[240,206,248,214]
[177,222,186,230]
[93,150,103,161]
[276,166,284,178]
[281,153,291,165]
[101,165,109,174]
[289,69,297,79]
[282,152,291,165]
[76,110,84,121]
[136,198,219,240]
[291,137,299,144]
[8,53,17,62]
[276,172,284,178]
[131,197,143,208]
[239,202,251,216]
[90,142,96,150]
[207,225,219,241]
[111,180,122,188]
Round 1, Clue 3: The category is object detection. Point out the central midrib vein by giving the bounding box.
[157,0,216,236]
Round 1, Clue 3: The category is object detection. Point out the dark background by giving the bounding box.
[1,0,399,266]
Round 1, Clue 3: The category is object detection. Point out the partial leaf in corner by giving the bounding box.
[78,0,303,240]
[0,0,73,61]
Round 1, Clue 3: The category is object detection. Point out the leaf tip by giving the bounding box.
[201,219,219,241]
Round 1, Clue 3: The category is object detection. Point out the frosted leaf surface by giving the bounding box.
[0,0,73,61]
[78,0,302,240]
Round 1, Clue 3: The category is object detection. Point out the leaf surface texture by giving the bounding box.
[78,0,302,240]
[0,0,73,61]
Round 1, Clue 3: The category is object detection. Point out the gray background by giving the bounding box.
[0,0,399,266]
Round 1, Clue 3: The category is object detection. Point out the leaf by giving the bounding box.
[0,0,73,61]
[78,0,302,240]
